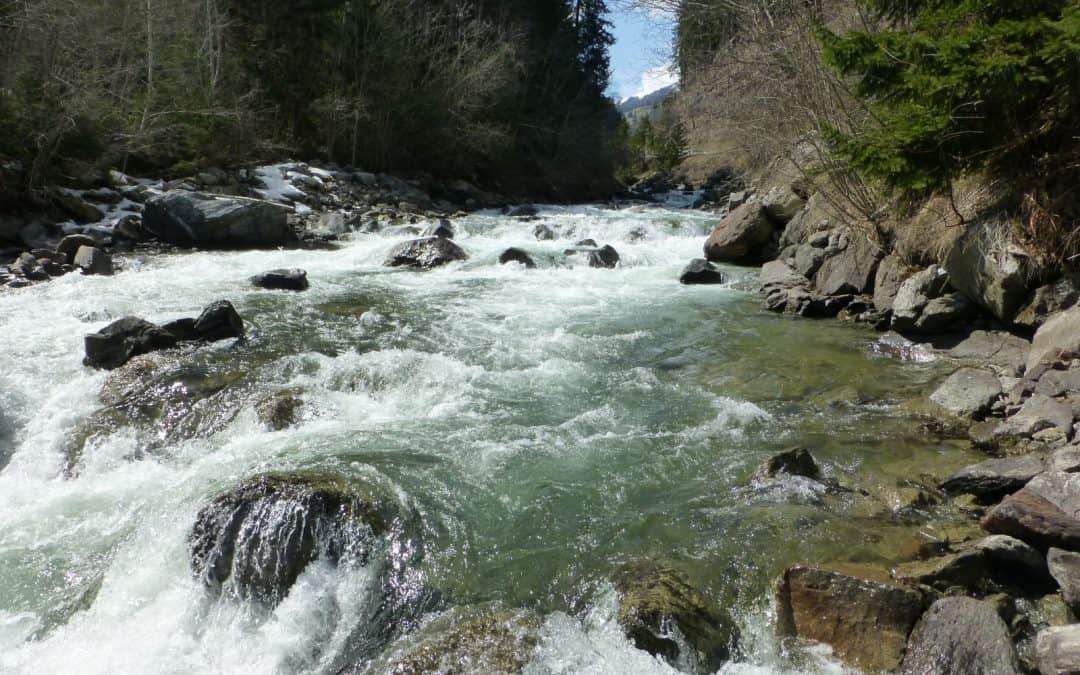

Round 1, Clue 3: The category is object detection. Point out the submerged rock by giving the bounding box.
[612,561,738,673]
[775,565,927,673]
[900,597,1021,675]
[588,245,620,269]
[189,473,400,604]
[679,259,726,285]
[255,390,304,431]
[532,223,555,241]
[143,190,296,249]
[251,268,309,292]
[499,247,536,269]
[385,237,468,269]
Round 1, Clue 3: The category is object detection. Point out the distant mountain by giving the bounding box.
[617,85,677,115]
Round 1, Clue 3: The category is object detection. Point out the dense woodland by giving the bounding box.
[0,0,622,199]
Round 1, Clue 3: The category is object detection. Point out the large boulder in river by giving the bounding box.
[588,245,620,269]
[680,259,726,285]
[190,473,403,604]
[193,300,245,341]
[143,190,295,249]
[899,597,1021,675]
[612,561,739,673]
[775,565,928,672]
[703,202,775,264]
[385,237,468,269]
[982,471,1080,550]
[251,268,309,291]
[83,317,179,370]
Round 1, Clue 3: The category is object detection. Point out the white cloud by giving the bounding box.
[633,63,679,98]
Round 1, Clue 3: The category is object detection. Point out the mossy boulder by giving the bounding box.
[189,472,404,604]
[612,561,739,673]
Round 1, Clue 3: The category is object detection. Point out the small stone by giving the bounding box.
[251,269,309,292]
[532,224,555,241]
[755,447,821,481]
[588,245,620,269]
[680,259,726,285]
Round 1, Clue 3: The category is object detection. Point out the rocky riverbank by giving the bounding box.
[692,150,1080,672]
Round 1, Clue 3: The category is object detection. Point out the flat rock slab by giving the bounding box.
[941,455,1045,500]
[776,565,927,672]
[900,597,1021,675]
[929,368,1002,418]
[983,471,1080,551]
[1038,625,1080,675]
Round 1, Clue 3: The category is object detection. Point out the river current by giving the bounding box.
[0,204,981,673]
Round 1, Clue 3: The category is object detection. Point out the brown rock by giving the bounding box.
[982,471,1080,550]
[703,202,774,264]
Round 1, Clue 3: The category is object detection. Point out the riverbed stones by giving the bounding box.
[1004,394,1075,440]
[73,246,113,276]
[703,202,774,264]
[11,252,47,280]
[251,268,309,291]
[894,548,989,591]
[982,471,1080,550]
[930,368,1002,419]
[193,300,245,341]
[385,237,468,269]
[83,317,179,370]
[143,190,295,249]
[189,473,398,604]
[588,245,620,269]
[1038,624,1080,674]
[679,259,725,285]
[775,565,927,672]
[613,562,738,673]
[499,247,536,268]
[941,455,1045,501]
[899,597,1021,675]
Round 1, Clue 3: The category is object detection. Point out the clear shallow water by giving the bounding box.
[0,205,981,674]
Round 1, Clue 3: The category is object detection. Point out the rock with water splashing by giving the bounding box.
[251,268,309,291]
[679,259,726,285]
[193,300,245,341]
[899,597,1021,675]
[532,223,555,240]
[83,317,179,370]
[588,245,620,269]
[754,447,822,481]
[499,247,536,269]
[422,219,454,239]
[256,389,304,431]
[385,237,468,269]
[508,204,538,218]
[612,561,739,673]
[189,473,401,604]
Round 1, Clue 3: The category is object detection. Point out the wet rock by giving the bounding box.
[532,224,555,241]
[941,455,1044,501]
[255,390,303,431]
[893,548,988,591]
[899,597,1021,675]
[508,204,538,218]
[813,228,882,296]
[873,254,914,313]
[422,219,454,239]
[974,534,1052,585]
[359,605,542,675]
[1038,624,1080,674]
[114,215,150,242]
[775,565,927,672]
[193,300,245,341]
[498,247,536,269]
[588,245,620,269]
[755,447,821,481]
[83,317,179,370]
[10,252,47,280]
[679,259,726,285]
[73,246,113,276]
[703,202,775,264]
[929,368,1002,419]
[385,237,468,269]
[613,561,738,673]
[49,188,104,223]
[56,234,99,264]
[1030,307,1080,372]
[251,268,309,292]
[143,190,296,249]
[189,473,399,604]
[983,471,1080,550]
[161,318,198,342]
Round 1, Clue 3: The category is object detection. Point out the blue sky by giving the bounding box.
[608,5,678,101]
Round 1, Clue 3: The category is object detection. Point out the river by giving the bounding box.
[0,204,981,673]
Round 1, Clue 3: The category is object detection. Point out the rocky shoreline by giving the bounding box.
[693,152,1080,672]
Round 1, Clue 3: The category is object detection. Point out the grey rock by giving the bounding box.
[945,219,1042,324]
[1030,306,1080,372]
[49,189,104,223]
[947,330,1031,378]
[1037,369,1080,398]
[251,269,308,292]
[680,259,726,285]
[914,292,976,332]
[56,234,99,264]
[813,228,882,296]
[499,248,536,269]
[532,224,555,241]
[792,244,826,279]
[193,300,245,341]
[930,368,1002,418]
[84,317,178,370]
[873,254,913,313]
[893,549,988,591]
[1015,277,1080,331]
[11,252,46,280]
[779,193,831,250]
[588,245,620,269]
[892,265,950,332]
[143,191,295,249]
[1005,394,1074,439]
[703,202,774,264]
[256,390,303,431]
[982,471,1080,550]
[761,184,806,225]
[72,246,113,276]
[82,187,122,204]
[385,237,468,269]
[422,219,454,239]
[1049,548,1080,615]
[1052,447,1080,473]
[941,455,1045,500]
[1038,624,1080,674]
[899,597,1021,675]
[974,534,1051,584]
